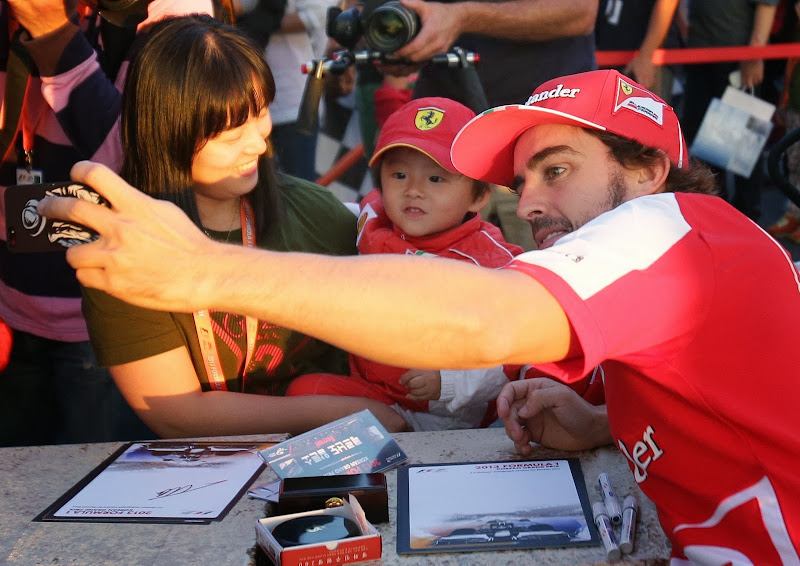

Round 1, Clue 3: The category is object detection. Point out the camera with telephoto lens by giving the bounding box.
[326,0,421,54]
[300,0,486,136]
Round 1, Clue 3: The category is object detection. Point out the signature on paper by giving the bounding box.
[150,480,227,500]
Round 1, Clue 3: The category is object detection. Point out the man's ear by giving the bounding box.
[628,154,671,198]
[469,187,493,213]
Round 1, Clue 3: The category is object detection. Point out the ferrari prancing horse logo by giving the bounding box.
[415,108,445,131]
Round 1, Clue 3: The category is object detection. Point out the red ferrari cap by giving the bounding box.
[451,69,688,187]
[369,97,476,174]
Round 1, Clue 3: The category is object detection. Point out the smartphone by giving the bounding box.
[4,181,109,253]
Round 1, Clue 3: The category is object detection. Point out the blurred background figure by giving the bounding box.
[238,0,336,181]
[766,0,800,242]
[594,0,682,104]
[0,0,230,446]
[681,0,779,221]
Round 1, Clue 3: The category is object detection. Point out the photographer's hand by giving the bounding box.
[8,0,78,38]
[377,61,421,79]
[323,39,357,99]
[393,0,464,61]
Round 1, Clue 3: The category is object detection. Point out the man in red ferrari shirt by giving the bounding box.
[39,69,800,562]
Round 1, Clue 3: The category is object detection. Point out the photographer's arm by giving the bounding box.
[40,162,573,372]
[394,0,598,63]
[10,0,124,167]
[110,348,408,437]
[21,20,125,167]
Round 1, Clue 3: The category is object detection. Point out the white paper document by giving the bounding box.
[37,441,272,523]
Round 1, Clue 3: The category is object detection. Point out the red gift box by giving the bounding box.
[256,495,381,566]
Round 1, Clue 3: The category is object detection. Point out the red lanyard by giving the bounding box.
[20,80,44,171]
[194,198,258,391]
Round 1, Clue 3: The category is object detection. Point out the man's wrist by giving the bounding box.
[193,240,237,312]
[588,404,613,447]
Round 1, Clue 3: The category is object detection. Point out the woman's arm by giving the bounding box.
[111,347,408,437]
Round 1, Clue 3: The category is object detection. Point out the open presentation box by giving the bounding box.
[256,495,381,566]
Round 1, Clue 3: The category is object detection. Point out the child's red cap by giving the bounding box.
[369,97,476,174]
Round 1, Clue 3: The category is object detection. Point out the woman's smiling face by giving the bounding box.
[191,107,273,200]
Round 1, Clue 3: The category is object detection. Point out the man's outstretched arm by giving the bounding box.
[40,162,573,371]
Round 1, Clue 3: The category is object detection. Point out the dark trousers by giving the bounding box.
[0,330,154,446]
[272,121,319,182]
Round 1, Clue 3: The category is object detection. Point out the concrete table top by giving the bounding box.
[0,427,670,565]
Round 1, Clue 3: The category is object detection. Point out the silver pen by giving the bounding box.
[592,501,621,560]
[620,495,638,554]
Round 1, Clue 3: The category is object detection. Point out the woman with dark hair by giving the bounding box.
[80,14,407,437]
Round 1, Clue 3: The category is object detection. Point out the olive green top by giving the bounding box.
[82,174,357,395]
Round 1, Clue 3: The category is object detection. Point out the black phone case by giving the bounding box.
[4,182,107,253]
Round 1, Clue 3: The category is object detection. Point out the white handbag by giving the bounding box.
[690,85,776,178]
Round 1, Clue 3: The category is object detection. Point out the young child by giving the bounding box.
[286,97,525,430]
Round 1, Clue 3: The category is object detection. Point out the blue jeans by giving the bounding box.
[272,121,319,182]
[0,330,154,446]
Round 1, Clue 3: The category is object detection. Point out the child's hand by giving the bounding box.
[399,369,441,401]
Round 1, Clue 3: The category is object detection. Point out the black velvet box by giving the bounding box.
[277,473,389,523]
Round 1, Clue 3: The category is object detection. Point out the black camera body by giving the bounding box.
[327,0,421,54]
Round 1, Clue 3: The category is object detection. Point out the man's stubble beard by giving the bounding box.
[527,169,629,247]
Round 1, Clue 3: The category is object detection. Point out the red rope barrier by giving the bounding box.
[596,42,800,68]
